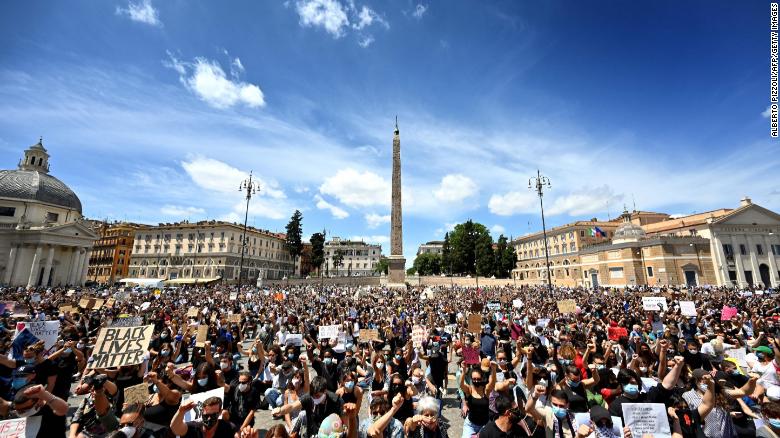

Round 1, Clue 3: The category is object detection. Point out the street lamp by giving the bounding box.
[529,170,553,295]
[237,172,260,292]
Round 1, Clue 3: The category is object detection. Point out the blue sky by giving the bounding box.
[0,1,776,266]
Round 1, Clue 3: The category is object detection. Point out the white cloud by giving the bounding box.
[358,35,375,48]
[353,5,388,30]
[181,156,285,198]
[315,194,349,219]
[412,4,427,19]
[319,168,390,207]
[350,235,389,245]
[295,0,350,38]
[232,57,245,73]
[434,222,457,237]
[160,205,205,217]
[762,105,773,118]
[365,212,390,228]
[116,0,162,26]
[488,191,538,216]
[546,186,622,216]
[164,53,265,109]
[433,174,478,202]
[490,224,506,235]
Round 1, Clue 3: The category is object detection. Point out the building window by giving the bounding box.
[757,244,764,255]
[609,267,624,279]
[647,266,654,277]
[0,207,15,217]
[45,212,59,222]
[739,244,747,255]
[723,244,733,256]
[772,244,780,255]
[580,230,585,237]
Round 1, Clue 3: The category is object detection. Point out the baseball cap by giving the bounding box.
[15,365,36,376]
[754,346,774,356]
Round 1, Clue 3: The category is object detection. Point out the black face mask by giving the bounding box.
[202,413,219,429]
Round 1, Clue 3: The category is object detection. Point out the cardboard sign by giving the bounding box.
[183,387,224,423]
[679,301,697,317]
[106,298,116,308]
[468,314,482,333]
[412,325,427,349]
[228,314,241,323]
[285,334,303,346]
[721,306,738,321]
[359,329,380,341]
[79,298,96,309]
[59,305,75,314]
[195,325,208,348]
[725,347,747,366]
[512,299,523,309]
[557,299,576,314]
[13,321,60,357]
[187,307,199,318]
[87,325,154,369]
[0,417,28,438]
[229,293,238,300]
[94,299,105,309]
[318,324,341,340]
[124,382,151,406]
[536,318,550,328]
[622,403,671,438]
[641,297,668,311]
[110,316,143,328]
[462,345,480,365]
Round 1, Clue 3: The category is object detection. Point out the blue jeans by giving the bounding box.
[264,388,283,408]
[461,417,484,438]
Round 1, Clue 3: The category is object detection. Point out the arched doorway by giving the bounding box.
[759,264,771,288]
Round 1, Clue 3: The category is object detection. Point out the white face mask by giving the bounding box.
[313,393,326,405]
[120,426,137,438]
[292,378,301,387]
[238,383,249,392]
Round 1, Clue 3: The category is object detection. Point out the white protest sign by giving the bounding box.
[622,403,671,438]
[640,377,658,393]
[487,302,501,311]
[285,334,303,346]
[318,324,341,340]
[15,321,60,355]
[512,299,523,308]
[679,301,697,317]
[183,387,224,423]
[536,318,550,328]
[88,325,154,369]
[725,347,747,366]
[412,325,427,349]
[0,416,40,438]
[641,297,668,311]
[110,316,144,328]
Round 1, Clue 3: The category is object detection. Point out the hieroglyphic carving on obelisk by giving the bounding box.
[388,117,406,285]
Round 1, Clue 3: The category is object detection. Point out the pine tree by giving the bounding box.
[284,210,304,276]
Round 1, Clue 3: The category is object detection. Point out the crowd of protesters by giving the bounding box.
[0,282,778,438]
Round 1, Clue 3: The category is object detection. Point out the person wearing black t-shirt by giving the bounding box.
[171,396,237,438]
[608,357,684,419]
[479,394,532,438]
[272,376,344,436]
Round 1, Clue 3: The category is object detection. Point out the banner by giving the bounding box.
[468,314,482,333]
[720,306,738,321]
[412,325,427,349]
[12,321,60,359]
[183,387,224,423]
[679,301,697,317]
[88,325,154,369]
[318,324,341,340]
[557,299,576,314]
[641,297,668,311]
[462,346,480,365]
[622,403,671,438]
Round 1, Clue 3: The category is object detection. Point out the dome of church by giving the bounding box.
[612,210,646,243]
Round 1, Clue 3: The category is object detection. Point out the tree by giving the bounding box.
[492,235,517,278]
[332,249,344,276]
[412,253,442,276]
[310,231,325,277]
[406,267,417,276]
[285,210,304,277]
[441,232,452,275]
[448,220,493,275]
[475,239,495,278]
[374,256,389,275]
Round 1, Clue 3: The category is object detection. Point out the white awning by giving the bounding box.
[118,278,165,287]
[164,277,221,285]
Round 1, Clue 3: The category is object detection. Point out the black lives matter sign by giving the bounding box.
[88,325,154,369]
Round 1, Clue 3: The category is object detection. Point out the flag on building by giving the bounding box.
[589,227,607,238]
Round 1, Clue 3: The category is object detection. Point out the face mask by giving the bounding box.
[688,349,698,355]
[161,350,170,357]
[698,383,708,392]
[24,358,35,365]
[238,382,249,392]
[197,378,209,386]
[623,384,639,396]
[551,406,567,419]
[376,361,384,368]
[161,333,168,339]
[344,381,355,391]
[77,343,84,349]
[292,378,301,386]
[201,413,219,429]
[757,352,766,360]
[313,393,326,405]
[64,348,73,355]
[324,357,333,365]
[16,405,40,417]
[12,377,28,390]
[639,366,647,373]
[119,426,137,438]
[395,354,402,361]
[767,418,780,429]
[567,379,580,388]
[559,359,572,366]
[412,376,421,384]
[220,362,230,370]
[597,364,606,370]
[729,369,740,376]
[251,348,258,353]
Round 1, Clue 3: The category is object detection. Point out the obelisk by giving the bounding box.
[388,118,406,286]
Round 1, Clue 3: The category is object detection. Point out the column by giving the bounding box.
[3,245,17,285]
[746,235,761,286]
[68,249,83,286]
[764,234,779,287]
[26,246,42,288]
[731,235,746,287]
[711,235,729,286]
[79,249,91,286]
[40,246,55,287]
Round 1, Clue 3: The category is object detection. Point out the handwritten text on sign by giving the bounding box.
[88,325,154,369]
[641,297,668,311]
[622,403,671,438]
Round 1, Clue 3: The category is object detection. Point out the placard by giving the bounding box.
[187,307,199,318]
[106,298,116,308]
[679,301,697,317]
[110,316,143,328]
[641,297,668,311]
[195,325,208,348]
[285,334,303,346]
[59,305,75,314]
[412,325,427,349]
[462,345,480,365]
[557,299,576,314]
[12,321,60,357]
[87,325,154,369]
[725,347,747,366]
[183,387,224,423]
[622,403,671,438]
[512,299,523,309]
[486,302,501,311]
[720,306,738,321]
[94,299,105,309]
[0,417,27,438]
[607,325,627,341]
[536,318,550,328]
[228,314,241,323]
[318,324,341,340]
[229,293,238,300]
[79,298,96,309]
[124,382,151,406]
[359,329,380,342]
[468,314,482,333]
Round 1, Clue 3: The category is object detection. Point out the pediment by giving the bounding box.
[40,221,99,239]
[713,204,780,226]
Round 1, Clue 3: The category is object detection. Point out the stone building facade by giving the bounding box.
[324,237,382,277]
[86,222,142,285]
[417,241,444,256]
